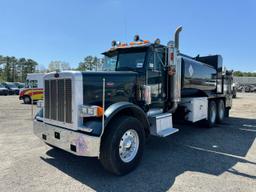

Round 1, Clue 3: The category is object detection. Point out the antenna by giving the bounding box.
[121,0,128,41]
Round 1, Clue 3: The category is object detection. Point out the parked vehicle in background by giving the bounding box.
[19,73,45,104]
[0,83,9,95]
[236,84,256,93]
[14,82,25,89]
[2,82,20,95]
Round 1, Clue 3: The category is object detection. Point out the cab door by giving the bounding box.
[147,49,166,108]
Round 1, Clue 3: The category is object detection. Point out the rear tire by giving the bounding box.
[23,96,31,104]
[100,116,145,175]
[204,100,217,128]
[225,108,230,118]
[216,99,225,124]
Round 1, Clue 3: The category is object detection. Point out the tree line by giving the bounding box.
[0,55,38,82]
[0,55,103,83]
[42,56,103,72]
[233,71,256,77]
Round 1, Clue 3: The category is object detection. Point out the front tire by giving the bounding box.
[100,116,145,175]
[23,96,31,104]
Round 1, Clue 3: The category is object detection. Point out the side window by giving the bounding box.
[148,51,164,72]
[147,50,165,106]
[30,80,38,88]
[103,55,117,71]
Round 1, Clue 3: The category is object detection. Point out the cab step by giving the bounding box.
[157,127,179,137]
[148,112,179,137]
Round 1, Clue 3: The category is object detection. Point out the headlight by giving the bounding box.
[80,105,104,117]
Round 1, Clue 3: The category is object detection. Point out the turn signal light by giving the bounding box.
[97,106,104,117]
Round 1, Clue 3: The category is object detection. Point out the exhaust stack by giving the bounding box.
[174,26,183,50]
[167,26,183,113]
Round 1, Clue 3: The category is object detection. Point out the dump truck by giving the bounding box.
[34,27,233,175]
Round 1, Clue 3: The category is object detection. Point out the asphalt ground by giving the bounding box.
[0,93,255,192]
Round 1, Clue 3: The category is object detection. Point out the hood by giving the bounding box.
[82,71,138,107]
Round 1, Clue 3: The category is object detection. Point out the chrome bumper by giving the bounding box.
[33,120,100,157]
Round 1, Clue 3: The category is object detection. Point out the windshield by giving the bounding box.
[0,84,4,88]
[102,49,147,71]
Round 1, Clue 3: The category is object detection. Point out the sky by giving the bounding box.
[0,0,255,71]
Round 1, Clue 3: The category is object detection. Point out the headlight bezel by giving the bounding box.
[80,105,104,117]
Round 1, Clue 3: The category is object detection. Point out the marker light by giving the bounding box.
[154,38,160,44]
[134,34,140,41]
[117,43,128,48]
[129,40,150,46]
[111,40,117,47]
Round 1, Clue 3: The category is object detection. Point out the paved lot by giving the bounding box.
[0,93,255,192]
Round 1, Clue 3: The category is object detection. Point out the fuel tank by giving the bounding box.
[181,57,217,97]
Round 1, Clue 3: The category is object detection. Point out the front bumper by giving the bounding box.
[33,120,101,157]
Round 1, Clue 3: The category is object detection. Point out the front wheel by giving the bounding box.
[100,116,145,175]
[23,96,31,104]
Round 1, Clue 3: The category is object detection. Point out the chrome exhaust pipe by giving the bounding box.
[167,26,183,113]
[174,26,182,50]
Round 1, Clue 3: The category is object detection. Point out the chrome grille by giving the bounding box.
[45,79,72,124]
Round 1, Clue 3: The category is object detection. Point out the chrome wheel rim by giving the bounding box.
[119,129,139,163]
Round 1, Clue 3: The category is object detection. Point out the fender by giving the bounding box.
[80,102,150,137]
[103,102,150,135]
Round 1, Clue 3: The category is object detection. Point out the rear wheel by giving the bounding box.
[225,108,230,118]
[204,100,217,128]
[100,116,145,175]
[23,96,31,104]
[216,99,225,123]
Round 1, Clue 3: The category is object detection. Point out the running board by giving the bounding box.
[157,127,179,137]
[148,112,179,137]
